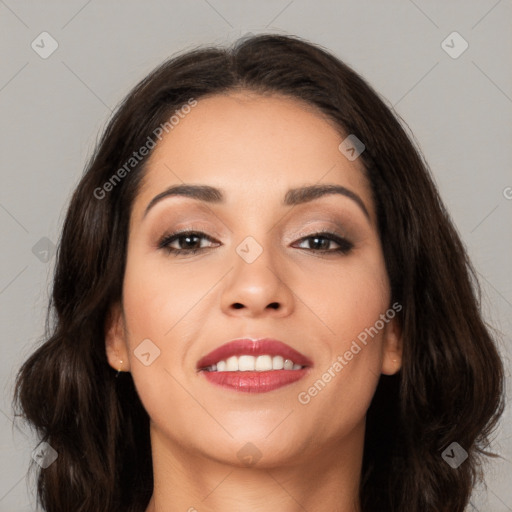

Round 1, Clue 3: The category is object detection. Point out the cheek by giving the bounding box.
[293,251,390,426]
[299,247,390,348]
[119,253,195,436]
[119,247,188,383]
[121,248,203,343]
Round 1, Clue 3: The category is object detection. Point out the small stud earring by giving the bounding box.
[116,360,123,378]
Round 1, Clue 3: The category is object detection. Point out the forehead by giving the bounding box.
[133,92,373,220]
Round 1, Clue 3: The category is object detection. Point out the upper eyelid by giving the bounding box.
[160,229,350,246]
[149,205,362,228]
[163,216,352,235]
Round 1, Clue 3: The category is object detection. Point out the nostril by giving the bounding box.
[231,302,279,310]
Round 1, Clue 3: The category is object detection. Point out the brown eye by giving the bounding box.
[158,231,219,255]
[294,231,353,254]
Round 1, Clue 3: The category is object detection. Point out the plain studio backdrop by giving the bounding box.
[0,1,511,511]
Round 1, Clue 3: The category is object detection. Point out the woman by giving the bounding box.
[13,33,505,512]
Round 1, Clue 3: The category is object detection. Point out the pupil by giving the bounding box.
[183,235,198,248]
[312,237,327,250]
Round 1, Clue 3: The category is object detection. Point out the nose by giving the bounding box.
[220,237,294,318]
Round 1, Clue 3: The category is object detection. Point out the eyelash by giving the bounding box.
[157,230,354,256]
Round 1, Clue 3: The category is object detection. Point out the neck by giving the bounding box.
[144,423,364,512]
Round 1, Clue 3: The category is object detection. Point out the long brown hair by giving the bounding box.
[13,34,505,512]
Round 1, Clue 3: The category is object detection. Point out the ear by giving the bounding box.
[380,316,402,375]
[105,302,131,372]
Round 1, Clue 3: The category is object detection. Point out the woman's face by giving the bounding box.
[106,91,402,467]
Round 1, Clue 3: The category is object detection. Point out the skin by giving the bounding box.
[105,91,402,512]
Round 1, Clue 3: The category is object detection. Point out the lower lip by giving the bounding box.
[201,369,309,393]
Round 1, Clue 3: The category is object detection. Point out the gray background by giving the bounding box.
[1,1,511,510]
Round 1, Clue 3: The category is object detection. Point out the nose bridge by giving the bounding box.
[220,227,293,316]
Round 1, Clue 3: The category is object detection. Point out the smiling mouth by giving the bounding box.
[197,338,312,393]
[202,354,304,372]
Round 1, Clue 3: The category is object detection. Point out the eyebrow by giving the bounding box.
[143,183,370,221]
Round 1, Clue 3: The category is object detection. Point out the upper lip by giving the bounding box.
[196,338,314,370]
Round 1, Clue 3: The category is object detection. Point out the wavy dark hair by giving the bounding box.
[13,33,505,512]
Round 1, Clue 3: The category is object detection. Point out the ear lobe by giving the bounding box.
[105,302,130,371]
[380,316,403,376]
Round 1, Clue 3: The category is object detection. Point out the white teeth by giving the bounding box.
[226,356,238,371]
[255,355,272,371]
[238,355,255,371]
[204,354,304,372]
[272,355,284,370]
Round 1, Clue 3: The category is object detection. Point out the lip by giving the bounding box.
[202,369,310,393]
[196,338,314,370]
[196,338,313,394]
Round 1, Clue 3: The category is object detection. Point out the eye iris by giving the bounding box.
[310,236,329,250]
[181,234,200,249]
